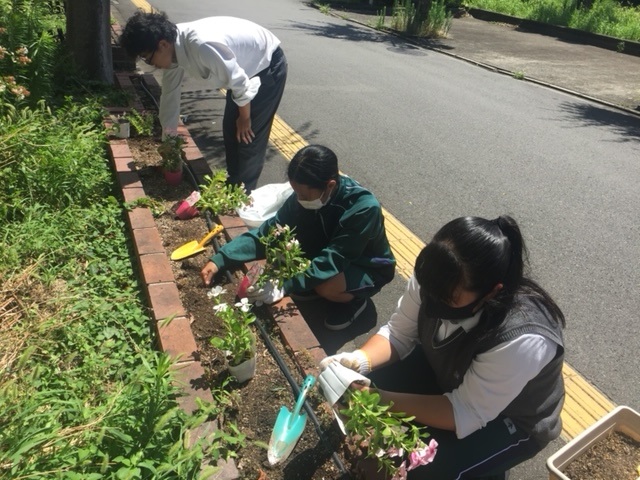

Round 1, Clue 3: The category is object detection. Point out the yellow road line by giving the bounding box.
[126,0,616,439]
[267,114,616,440]
[131,0,154,12]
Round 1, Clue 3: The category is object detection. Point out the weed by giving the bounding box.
[123,197,166,217]
[376,6,387,29]
[513,70,525,79]
[316,2,331,14]
[126,109,156,136]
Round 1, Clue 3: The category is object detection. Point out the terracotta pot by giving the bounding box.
[163,168,183,186]
[547,405,640,479]
[228,355,256,383]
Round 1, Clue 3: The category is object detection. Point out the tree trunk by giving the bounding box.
[65,0,113,84]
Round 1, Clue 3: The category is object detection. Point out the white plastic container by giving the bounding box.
[546,405,640,480]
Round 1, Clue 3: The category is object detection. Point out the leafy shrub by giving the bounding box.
[197,169,250,216]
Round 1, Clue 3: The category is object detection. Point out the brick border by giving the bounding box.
[106,71,326,416]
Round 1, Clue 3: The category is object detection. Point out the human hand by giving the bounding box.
[236,115,254,144]
[319,350,371,375]
[200,261,219,287]
[245,279,284,306]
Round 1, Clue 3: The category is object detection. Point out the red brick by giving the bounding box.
[301,347,328,372]
[117,171,143,189]
[127,207,156,229]
[133,227,165,255]
[218,215,247,229]
[147,282,186,320]
[271,299,322,352]
[140,253,174,284]
[171,361,214,413]
[122,187,146,203]
[113,156,136,173]
[186,158,211,176]
[142,73,158,88]
[183,145,202,161]
[156,315,199,362]
[109,142,132,159]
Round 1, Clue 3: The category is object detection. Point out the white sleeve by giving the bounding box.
[198,42,261,107]
[376,275,421,359]
[159,66,185,134]
[444,334,558,439]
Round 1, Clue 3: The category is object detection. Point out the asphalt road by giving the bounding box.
[115,0,640,427]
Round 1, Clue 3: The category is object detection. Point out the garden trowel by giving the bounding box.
[170,224,224,261]
[267,374,316,465]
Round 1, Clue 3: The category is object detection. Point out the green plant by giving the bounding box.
[513,70,525,79]
[376,7,388,29]
[197,169,251,216]
[341,388,437,479]
[158,134,185,172]
[316,2,331,14]
[209,287,256,366]
[257,223,311,288]
[126,109,156,136]
[123,197,166,217]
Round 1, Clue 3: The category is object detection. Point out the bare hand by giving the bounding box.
[236,115,254,144]
[200,261,219,287]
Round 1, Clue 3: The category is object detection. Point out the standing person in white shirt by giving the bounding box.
[320,215,566,479]
[120,11,287,193]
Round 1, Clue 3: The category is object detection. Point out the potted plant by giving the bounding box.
[208,287,257,383]
[547,405,640,480]
[157,134,185,186]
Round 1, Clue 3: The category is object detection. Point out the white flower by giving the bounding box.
[213,303,229,313]
[207,285,227,298]
[235,298,252,312]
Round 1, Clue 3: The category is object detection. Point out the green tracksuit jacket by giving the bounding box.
[210,175,396,293]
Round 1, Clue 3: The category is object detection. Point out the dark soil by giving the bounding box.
[563,430,640,480]
[126,135,354,480]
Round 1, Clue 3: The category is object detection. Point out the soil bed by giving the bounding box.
[563,431,640,480]
[127,136,352,479]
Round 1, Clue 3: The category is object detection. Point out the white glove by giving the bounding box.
[245,279,285,306]
[319,349,371,375]
[318,361,372,434]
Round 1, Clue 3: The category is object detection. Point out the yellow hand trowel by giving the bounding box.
[170,224,224,261]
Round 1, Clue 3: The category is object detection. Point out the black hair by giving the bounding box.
[119,10,178,59]
[287,145,340,190]
[415,215,565,328]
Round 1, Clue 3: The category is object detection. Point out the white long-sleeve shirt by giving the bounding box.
[159,16,281,132]
[376,275,557,438]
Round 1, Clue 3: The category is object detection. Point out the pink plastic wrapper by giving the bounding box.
[174,191,200,220]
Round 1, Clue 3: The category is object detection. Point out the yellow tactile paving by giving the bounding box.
[268,113,617,441]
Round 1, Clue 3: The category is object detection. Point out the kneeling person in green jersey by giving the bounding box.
[200,145,396,331]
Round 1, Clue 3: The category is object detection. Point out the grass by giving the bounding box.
[464,0,640,42]
[0,6,222,473]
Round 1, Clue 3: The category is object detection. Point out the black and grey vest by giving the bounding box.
[418,295,565,446]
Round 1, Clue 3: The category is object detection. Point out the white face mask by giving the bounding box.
[298,197,326,210]
[297,186,332,210]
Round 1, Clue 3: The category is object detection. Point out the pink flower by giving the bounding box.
[407,439,438,471]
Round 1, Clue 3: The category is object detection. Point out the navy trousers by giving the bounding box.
[365,349,544,479]
[223,46,287,193]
